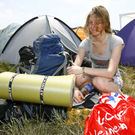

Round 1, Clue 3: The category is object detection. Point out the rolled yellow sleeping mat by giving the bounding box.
[0,72,75,107]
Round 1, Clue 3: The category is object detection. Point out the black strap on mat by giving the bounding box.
[40,76,48,104]
[9,74,18,101]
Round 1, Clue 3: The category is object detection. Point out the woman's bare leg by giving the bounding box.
[92,77,123,94]
[75,74,92,90]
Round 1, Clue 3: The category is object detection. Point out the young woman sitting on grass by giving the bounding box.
[66,5,124,103]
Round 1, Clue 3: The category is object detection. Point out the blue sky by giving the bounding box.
[0,0,135,30]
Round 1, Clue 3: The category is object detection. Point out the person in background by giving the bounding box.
[66,5,124,103]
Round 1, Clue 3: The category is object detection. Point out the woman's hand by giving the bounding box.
[74,88,85,103]
[66,61,82,75]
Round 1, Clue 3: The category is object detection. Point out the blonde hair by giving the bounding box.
[83,5,112,37]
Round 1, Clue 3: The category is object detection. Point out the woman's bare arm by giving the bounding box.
[74,47,86,66]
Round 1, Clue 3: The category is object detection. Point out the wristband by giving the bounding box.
[82,67,85,78]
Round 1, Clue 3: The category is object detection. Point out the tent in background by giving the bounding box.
[0,15,81,64]
[117,19,135,66]
[119,12,135,29]
[73,26,119,41]
[73,27,86,40]
[0,23,21,56]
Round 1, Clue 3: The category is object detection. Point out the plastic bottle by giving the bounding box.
[80,84,93,97]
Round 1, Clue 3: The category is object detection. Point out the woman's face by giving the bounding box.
[88,14,105,37]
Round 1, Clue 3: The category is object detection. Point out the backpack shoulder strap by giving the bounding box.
[16,57,37,74]
[52,51,70,76]
[9,63,20,72]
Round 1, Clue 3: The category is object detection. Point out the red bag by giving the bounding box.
[84,93,135,135]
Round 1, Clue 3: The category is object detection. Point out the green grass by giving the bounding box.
[119,65,135,98]
[0,62,135,135]
[0,109,85,135]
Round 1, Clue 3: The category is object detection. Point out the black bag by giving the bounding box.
[0,99,9,124]
[16,46,37,74]
[3,100,67,125]
[72,90,100,109]
[4,101,50,124]
[19,46,35,63]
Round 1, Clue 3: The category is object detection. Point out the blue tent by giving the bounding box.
[117,19,135,66]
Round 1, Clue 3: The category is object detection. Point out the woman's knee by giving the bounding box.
[75,75,91,89]
[92,77,106,91]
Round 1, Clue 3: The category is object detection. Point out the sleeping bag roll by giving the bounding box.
[0,72,75,107]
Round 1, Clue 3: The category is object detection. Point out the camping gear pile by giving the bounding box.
[17,34,70,75]
[0,15,97,125]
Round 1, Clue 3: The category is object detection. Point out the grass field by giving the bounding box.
[0,62,134,135]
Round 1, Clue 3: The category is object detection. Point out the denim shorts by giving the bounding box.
[113,72,123,89]
[91,72,123,89]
